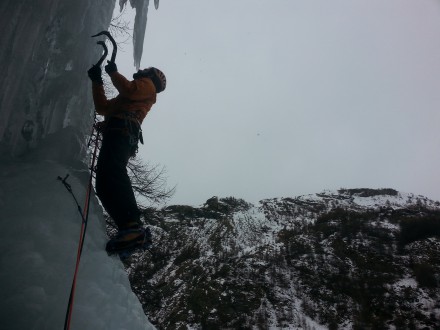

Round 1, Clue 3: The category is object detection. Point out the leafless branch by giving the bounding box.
[128,157,176,207]
[109,6,132,46]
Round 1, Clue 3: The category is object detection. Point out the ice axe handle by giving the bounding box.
[91,31,117,63]
[95,41,108,67]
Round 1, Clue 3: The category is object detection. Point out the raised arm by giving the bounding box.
[88,65,112,115]
[108,71,138,97]
[104,61,138,98]
[91,82,111,115]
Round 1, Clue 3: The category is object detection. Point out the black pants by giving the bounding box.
[95,118,140,231]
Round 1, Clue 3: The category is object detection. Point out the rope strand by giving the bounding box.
[58,122,100,330]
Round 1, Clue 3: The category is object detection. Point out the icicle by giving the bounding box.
[119,0,128,12]
[118,0,160,69]
[131,0,150,70]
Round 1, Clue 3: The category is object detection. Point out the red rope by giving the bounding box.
[64,127,100,330]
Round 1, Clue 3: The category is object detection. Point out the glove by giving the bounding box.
[87,65,103,84]
[105,61,118,74]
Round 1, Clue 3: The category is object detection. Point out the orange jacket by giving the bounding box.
[91,71,157,123]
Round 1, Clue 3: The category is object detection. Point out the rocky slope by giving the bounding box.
[123,188,440,329]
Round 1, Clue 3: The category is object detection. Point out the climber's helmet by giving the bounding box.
[133,67,166,93]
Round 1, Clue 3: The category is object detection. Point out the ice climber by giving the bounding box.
[87,61,166,254]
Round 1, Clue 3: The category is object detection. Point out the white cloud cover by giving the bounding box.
[115,0,440,205]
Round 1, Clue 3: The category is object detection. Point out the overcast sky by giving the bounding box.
[112,0,440,206]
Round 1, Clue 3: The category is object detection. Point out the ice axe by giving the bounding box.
[93,41,108,67]
[91,31,117,64]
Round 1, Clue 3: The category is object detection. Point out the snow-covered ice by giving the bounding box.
[0,159,154,330]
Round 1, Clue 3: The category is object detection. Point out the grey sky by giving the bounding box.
[113,0,440,206]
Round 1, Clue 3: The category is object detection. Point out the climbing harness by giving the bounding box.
[98,111,144,157]
[123,111,144,150]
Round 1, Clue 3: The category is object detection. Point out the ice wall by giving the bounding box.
[0,1,156,329]
[0,0,114,158]
[0,0,157,157]
[0,159,155,330]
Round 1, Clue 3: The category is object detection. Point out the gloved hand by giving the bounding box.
[87,65,103,84]
[105,61,118,74]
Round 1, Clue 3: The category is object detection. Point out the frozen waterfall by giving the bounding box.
[0,0,157,329]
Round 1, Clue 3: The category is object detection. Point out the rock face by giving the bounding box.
[126,189,440,329]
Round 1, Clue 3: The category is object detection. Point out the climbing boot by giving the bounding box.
[106,227,152,255]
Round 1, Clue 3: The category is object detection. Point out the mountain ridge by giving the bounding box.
[121,188,440,329]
